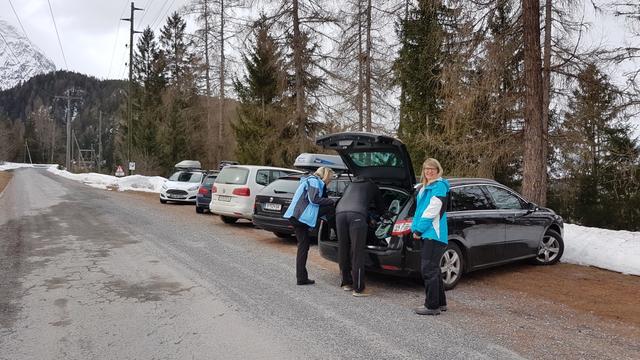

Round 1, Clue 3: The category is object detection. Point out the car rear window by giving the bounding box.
[262,178,300,194]
[168,171,204,183]
[215,167,249,185]
[348,151,404,167]
[202,175,217,186]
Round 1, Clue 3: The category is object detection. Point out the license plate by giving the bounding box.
[168,194,184,199]
[218,195,231,202]
[264,203,282,211]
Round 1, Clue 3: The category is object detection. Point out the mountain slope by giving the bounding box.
[0,20,56,90]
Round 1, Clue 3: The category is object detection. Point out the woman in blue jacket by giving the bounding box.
[284,167,335,285]
[411,158,450,315]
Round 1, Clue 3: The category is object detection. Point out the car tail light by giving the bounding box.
[232,187,250,196]
[198,187,209,195]
[211,186,217,193]
[391,219,413,236]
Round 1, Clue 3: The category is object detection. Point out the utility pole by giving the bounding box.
[55,90,82,170]
[121,2,143,175]
[98,111,102,173]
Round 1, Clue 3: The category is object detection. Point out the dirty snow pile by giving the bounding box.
[0,162,166,193]
[2,161,639,276]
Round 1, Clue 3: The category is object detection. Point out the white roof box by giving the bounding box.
[294,153,347,171]
[174,160,202,170]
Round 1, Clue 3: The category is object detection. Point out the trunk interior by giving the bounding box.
[325,187,410,249]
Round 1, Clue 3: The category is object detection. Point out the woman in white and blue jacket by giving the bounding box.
[284,167,335,285]
[411,158,450,316]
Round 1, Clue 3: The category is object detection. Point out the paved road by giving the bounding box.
[1,168,638,359]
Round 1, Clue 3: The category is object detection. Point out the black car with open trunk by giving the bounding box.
[315,132,564,289]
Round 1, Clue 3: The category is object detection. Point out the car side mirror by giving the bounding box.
[526,202,539,212]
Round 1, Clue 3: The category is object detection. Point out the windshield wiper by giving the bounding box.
[273,190,294,194]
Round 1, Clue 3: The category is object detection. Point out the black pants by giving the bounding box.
[294,205,334,282]
[336,212,367,292]
[421,239,447,309]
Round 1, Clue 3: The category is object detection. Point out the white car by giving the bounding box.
[210,165,303,223]
[160,170,205,204]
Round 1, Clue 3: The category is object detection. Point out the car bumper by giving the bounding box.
[318,240,409,275]
[252,214,295,234]
[211,201,253,220]
[160,192,197,203]
[196,196,211,208]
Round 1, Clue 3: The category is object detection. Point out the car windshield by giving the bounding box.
[348,151,403,167]
[168,171,203,183]
[215,167,249,185]
[263,178,300,194]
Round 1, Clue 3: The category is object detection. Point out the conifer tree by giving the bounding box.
[132,27,166,170]
[394,0,444,170]
[555,64,640,229]
[232,20,294,166]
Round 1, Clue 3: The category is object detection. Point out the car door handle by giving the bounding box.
[463,220,476,225]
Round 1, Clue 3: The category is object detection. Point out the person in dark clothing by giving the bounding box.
[335,176,384,297]
[283,167,335,285]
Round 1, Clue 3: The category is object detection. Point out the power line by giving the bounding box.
[138,0,155,26]
[8,0,29,39]
[150,0,176,31]
[107,1,131,79]
[0,32,20,65]
[46,0,68,69]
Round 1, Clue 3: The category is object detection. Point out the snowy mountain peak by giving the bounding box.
[0,20,56,90]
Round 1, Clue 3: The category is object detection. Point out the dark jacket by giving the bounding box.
[335,177,384,216]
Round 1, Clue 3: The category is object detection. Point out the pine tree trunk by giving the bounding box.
[365,0,372,132]
[292,0,306,151]
[522,0,547,205]
[542,0,551,184]
[218,0,225,164]
[357,0,364,131]
[204,0,213,165]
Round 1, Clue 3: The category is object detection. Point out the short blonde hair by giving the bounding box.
[314,166,335,181]
[420,158,443,186]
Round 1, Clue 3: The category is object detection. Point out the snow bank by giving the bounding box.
[0,162,166,193]
[46,166,166,193]
[563,224,640,276]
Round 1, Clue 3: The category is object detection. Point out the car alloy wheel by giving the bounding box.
[440,243,463,289]
[536,232,561,264]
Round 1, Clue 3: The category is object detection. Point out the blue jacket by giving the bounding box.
[411,178,450,244]
[283,175,333,228]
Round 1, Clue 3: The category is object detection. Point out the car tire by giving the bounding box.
[160,199,167,204]
[532,229,564,265]
[441,242,464,290]
[196,206,204,214]
[221,216,238,224]
[273,232,292,239]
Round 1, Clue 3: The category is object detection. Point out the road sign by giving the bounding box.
[115,165,125,177]
[128,162,136,171]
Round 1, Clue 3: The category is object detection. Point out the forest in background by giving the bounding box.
[0,0,639,230]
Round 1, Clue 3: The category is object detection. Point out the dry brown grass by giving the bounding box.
[0,171,12,194]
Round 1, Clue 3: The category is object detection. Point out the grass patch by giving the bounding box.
[0,171,12,194]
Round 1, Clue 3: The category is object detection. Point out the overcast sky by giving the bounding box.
[0,1,636,79]
[0,0,190,80]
